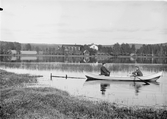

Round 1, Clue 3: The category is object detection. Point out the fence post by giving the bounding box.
[50,73,52,80]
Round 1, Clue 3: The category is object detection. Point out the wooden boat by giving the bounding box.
[84,71,163,82]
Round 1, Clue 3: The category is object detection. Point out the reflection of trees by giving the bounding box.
[42,56,64,62]
[0,61,166,72]
[97,57,135,63]
[39,56,83,63]
[1,55,167,64]
[1,56,167,72]
[89,57,97,63]
[0,62,21,68]
[136,57,167,64]
[0,56,11,62]
[110,57,133,63]
[64,56,82,63]
[96,57,167,64]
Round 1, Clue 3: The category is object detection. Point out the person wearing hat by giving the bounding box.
[100,63,110,76]
[132,66,143,77]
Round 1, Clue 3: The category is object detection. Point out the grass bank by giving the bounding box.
[0,69,167,119]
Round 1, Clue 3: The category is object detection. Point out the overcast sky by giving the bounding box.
[0,0,167,45]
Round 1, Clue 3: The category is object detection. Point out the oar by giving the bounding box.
[132,74,149,85]
[137,76,149,85]
[50,73,85,80]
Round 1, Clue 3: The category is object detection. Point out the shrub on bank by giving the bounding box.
[0,69,37,88]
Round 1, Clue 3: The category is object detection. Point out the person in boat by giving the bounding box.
[100,63,110,76]
[132,66,143,77]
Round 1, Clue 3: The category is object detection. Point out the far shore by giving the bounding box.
[0,69,167,119]
[0,54,167,58]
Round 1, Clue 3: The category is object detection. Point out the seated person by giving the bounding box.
[132,66,143,77]
[100,63,110,76]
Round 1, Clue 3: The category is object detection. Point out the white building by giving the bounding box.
[20,51,37,55]
[10,50,17,55]
[90,44,98,50]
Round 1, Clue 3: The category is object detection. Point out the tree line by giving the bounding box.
[0,41,167,56]
[98,43,167,56]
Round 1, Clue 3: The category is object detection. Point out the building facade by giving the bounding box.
[62,45,82,55]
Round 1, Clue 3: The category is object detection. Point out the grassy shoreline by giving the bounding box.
[0,69,167,119]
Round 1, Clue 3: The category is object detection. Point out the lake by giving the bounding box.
[0,56,167,109]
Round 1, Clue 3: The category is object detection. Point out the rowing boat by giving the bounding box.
[84,71,163,82]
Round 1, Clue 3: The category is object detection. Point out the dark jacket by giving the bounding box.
[132,69,143,76]
[100,66,110,76]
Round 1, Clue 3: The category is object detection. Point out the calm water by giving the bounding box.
[0,56,167,109]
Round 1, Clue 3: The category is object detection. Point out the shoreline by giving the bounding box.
[0,54,167,58]
[0,69,167,118]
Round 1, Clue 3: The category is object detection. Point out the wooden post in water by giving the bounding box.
[50,73,52,80]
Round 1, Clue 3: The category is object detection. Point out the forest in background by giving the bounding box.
[0,41,167,57]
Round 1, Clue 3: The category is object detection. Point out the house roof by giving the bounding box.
[90,44,98,50]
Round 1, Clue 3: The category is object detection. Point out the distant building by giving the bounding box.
[10,50,17,55]
[20,51,37,55]
[90,44,98,50]
[62,45,82,55]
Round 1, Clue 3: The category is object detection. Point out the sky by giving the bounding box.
[0,0,167,45]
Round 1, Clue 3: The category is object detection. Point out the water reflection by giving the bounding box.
[84,80,160,96]
[0,61,166,73]
[101,84,110,95]
[0,62,166,72]
[131,82,149,96]
[0,56,167,64]
[0,59,166,107]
